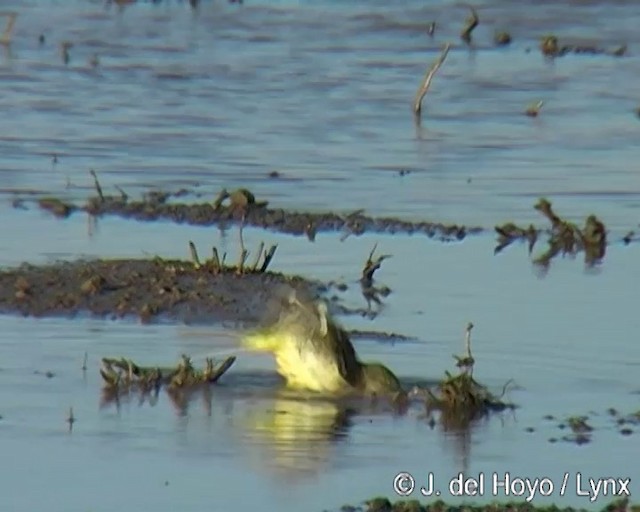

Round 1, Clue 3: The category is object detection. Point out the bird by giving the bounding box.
[241,290,404,399]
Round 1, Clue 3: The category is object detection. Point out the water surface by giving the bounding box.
[1,1,639,511]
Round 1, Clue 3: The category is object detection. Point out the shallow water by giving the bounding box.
[1,1,640,511]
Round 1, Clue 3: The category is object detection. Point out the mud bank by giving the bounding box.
[0,257,325,324]
[35,191,478,242]
[0,257,413,343]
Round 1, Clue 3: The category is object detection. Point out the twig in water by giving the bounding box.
[454,322,475,373]
[89,169,104,202]
[427,22,436,37]
[211,247,221,272]
[189,241,201,269]
[413,43,451,118]
[260,245,277,273]
[0,12,17,46]
[360,243,392,287]
[82,352,88,372]
[236,216,248,274]
[67,407,75,432]
[115,185,128,201]
[251,241,265,271]
[460,5,479,44]
[60,41,73,65]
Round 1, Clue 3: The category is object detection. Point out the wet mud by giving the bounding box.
[34,188,477,242]
[0,253,413,345]
[0,256,325,325]
[345,497,635,512]
[31,189,639,271]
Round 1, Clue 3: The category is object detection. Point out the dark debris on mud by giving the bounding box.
[345,497,635,512]
[35,186,477,242]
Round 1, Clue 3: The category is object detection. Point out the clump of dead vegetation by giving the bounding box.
[100,354,235,391]
[495,198,607,272]
[412,323,515,430]
[99,354,235,408]
[540,34,627,58]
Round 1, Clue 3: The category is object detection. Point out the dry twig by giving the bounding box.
[0,12,17,46]
[413,43,451,118]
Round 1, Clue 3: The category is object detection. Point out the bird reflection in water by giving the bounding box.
[238,389,407,478]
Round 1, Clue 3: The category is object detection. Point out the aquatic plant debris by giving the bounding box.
[413,42,451,119]
[359,244,392,313]
[540,34,627,57]
[29,178,640,250]
[34,185,474,242]
[460,5,479,44]
[544,409,640,445]
[0,11,17,46]
[99,355,236,412]
[343,497,635,512]
[411,323,515,430]
[494,198,607,271]
[99,354,236,391]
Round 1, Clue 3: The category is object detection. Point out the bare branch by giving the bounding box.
[413,43,451,118]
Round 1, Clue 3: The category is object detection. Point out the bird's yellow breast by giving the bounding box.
[272,334,348,393]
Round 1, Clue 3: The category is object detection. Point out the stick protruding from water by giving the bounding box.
[413,43,451,119]
[0,12,17,46]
